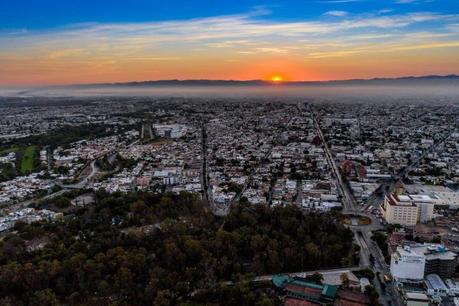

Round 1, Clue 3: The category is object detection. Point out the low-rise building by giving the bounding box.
[403,292,430,306]
[425,274,448,297]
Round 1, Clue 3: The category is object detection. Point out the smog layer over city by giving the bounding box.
[0,1,459,306]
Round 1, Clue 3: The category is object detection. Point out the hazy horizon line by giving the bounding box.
[2,73,458,89]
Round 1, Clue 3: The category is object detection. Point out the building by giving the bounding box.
[445,279,459,296]
[388,229,408,254]
[390,245,426,280]
[381,193,434,226]
[424,246,457,279]
[153,124,187,138]
[405,184,459,209]
[413,224,448,243]
[402,292,430,306]
[390,243,458,281]
[272,275,338,304]
[425,274,448,297]
[410,194,436,223]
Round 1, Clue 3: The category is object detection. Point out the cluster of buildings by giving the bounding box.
[390,242,459,304]
[272,271,371,306]
[0,152,16,164]
[116,122,202,194]
[93,162,144,193]
[318,103,458,206]
[1,97,459,306]
[0,172,54,204]
[52,130,139,180]
[0,98,139,140]
[205,103,339,211]
[380,185,459,227]
[410,132,459,186]
[0,207,62,232]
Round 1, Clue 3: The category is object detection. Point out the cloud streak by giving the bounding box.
[324,10,348,17]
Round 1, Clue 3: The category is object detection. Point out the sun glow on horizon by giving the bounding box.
[270,75,283,82]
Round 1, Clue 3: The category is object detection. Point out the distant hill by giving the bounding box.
[73,75,459,87]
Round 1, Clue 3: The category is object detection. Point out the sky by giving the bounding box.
[0,0,458,86]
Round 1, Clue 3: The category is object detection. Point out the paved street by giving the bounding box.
[310,104,401,306]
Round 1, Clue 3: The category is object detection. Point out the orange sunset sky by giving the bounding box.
[1,0,458,86]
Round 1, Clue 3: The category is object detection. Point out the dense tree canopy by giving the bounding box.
[0,191,356,305]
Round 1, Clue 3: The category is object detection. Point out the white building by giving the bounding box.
[153,124,187,138]
[390,245,426,280]
[390,243,457,281]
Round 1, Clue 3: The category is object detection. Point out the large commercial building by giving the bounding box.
[405,184,459,209]
[390,243,458,281]
[390,245,426,280]
[381,193,434,226]
[153,124,188,138]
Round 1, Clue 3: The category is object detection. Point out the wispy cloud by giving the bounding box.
[324,10,348,17]
[378,9,394,14]
[396,0,418,3]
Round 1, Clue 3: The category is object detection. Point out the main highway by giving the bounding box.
[310,105,401,306]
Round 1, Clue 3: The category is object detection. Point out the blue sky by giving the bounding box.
[1,0,458,30]
[0,0,458,85]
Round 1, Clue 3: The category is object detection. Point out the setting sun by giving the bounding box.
[271,75,283,82]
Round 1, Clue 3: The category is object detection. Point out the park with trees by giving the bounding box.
[0,191,357,305]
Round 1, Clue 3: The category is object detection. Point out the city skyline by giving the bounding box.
[1,0,459,86]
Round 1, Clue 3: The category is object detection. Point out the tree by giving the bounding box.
[365,285,379,305]
[307,272,324,285]
[0,192,356,305]
[154,290,173,306]
[256,297,276,306]
[354,268,375,280]
[30,289,58,306]
[340,273,350,288]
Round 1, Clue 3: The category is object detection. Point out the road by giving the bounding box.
[252,266,361,282]
[310,104,401,306]
[0,188,68,212]
[200,123,227,216]
[311,109,357,213]
[2,159,100,212]
[59,160,99,189]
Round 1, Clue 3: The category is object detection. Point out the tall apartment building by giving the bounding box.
[381,193,434,226]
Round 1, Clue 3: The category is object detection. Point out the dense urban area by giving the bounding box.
[0,95,459,306]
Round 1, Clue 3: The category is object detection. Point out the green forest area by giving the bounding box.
[0,191,357,306]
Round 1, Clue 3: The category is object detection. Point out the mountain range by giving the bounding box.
[74,74,459,87]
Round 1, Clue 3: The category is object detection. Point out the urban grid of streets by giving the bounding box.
[1,97,459,305]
